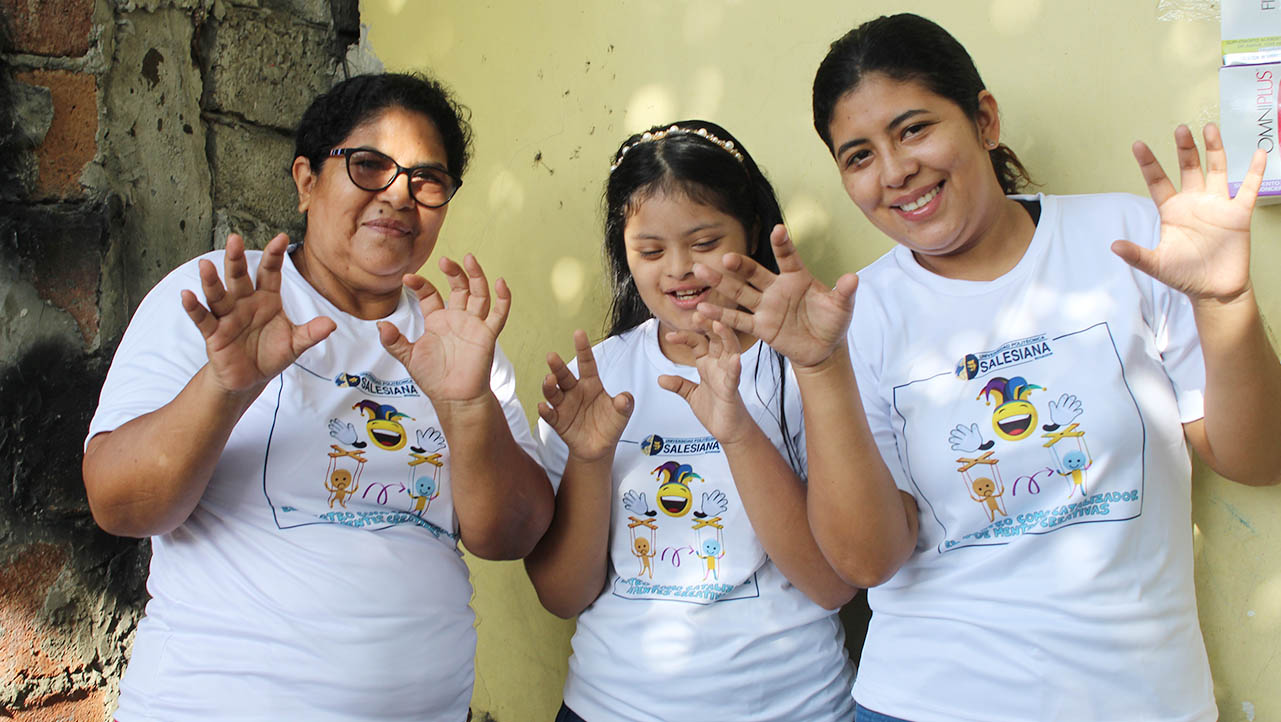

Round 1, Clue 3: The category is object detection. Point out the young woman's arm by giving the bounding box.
[694,227,917,587]
[661,320,858,607]
[83,234,336,537]
[1114,124,1281,486]
[379,254,554,560]
[522,331,634,617]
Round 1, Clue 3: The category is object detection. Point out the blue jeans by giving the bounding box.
[554,703,587,722]
[855,702,914,722]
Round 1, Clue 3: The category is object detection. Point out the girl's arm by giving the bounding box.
[1114,124,1281,486]
[83,234,337,537]
[661,320,859,607]
[522,331,634,618]
[379,255,554,560]
[694,227,917,587]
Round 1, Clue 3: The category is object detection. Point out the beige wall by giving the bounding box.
[362,2,1281,719]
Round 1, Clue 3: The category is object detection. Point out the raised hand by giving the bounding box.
[1113,124,1266,303]
[693,224,858,368]
[539,330,634,462]
[658,319,754,443]
[183,233,336,394]
[379,254,509,404]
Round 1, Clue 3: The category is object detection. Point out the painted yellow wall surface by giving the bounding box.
[362,1,1281,720]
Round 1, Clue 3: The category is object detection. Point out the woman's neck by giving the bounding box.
[291,246,403,320]
[913,196,1037,282]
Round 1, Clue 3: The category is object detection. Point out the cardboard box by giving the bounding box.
[1223,0,1281,66]
[1219,63,1281,203]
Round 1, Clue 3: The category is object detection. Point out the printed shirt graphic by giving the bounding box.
[540,320,854,722]
[87,250,539,721]
[846,194,1217,722]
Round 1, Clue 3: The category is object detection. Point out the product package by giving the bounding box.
[1223,0,1281,66]
[1219,63,1281,204]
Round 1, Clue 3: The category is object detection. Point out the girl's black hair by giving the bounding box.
[811,13,1032,195]
[603,120,802,474]
[294,72,473,177]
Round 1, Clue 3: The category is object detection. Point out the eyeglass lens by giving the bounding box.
[345,149,457,207]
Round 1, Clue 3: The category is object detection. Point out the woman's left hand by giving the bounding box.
[379,254,510,404]
[1113,123,1266,303]
[658,318,755,445]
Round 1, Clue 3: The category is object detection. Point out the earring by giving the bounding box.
[985,139,997,149]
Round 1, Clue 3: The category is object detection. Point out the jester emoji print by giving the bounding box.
[900,325,1148,553]
[261,364,457,542]
[610,433,763,604]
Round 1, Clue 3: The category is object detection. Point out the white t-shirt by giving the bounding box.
[87,249,541,722]
[540,319,855,722]
[848,193,1215,722]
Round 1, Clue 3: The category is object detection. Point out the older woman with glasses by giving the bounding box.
[82,73,553,721]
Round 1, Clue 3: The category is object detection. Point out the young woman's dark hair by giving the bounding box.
[602,119,800,472]
[811,13,1032,195]
[294,72,473,177]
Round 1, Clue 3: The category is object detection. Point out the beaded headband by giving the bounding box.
[609,125,746,173]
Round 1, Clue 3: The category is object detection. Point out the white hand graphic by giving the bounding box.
[948,423,985,452]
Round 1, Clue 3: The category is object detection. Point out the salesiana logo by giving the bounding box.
[334,371,421,397]
[956,334,1053,380]
[638,433,721,456]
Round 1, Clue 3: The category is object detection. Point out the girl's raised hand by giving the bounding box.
[183,233,336,395]
[1113,124,1265,303]
[659,319,754,444]
[539,330,634,462]
[694,225,858,368]
[379,254,510,404]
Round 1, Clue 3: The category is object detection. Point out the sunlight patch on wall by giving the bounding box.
[988,0,1041,36]
[488,169,526,213]
[550,256,587,315]
[783,195,831,247]
[625,85,678,135]
[685,67,725,121]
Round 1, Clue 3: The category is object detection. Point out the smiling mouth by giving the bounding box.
[372,429,403,447]
[894,182,943,212]
[667,288,708,305]
[660,495,688,514]
[997,414,1031,437]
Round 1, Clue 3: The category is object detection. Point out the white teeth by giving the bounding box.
[899,185,940,212]
[672,289,702,299]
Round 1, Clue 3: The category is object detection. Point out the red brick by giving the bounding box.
[1,0,95,57]
[13,70,98,199]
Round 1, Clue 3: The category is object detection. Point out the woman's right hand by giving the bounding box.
[539,330,634,462]
[182,233,336,395]
[694,224,858,368]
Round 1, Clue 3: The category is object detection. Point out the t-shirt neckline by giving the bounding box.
[891,192,1052,296]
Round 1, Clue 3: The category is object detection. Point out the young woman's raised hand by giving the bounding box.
[182,233,336,395]
[379,253,510,404]
[1113,123,1266,303]
[694,225,859,368]
[659,319,754,444]
[539,330,634,462]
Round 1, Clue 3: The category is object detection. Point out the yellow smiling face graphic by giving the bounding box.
[366,418,408,451]
[657,481,693,517]
[991,400,1037,441]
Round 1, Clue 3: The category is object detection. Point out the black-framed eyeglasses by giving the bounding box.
[328,147,462,208]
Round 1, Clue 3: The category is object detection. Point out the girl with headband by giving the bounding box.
[525,120,856,721]
[693,13,1281,722]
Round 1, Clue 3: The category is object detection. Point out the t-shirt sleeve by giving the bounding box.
[850,336,915,496]
[85,259,212,449]
[489,341,545,467]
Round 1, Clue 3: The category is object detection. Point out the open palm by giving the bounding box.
[1114,124,1263,302]
[183,233,336,394]
[659,320,753,443]
[539,330,634,462]
[694,225,858,367]
[379,254,509,403]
